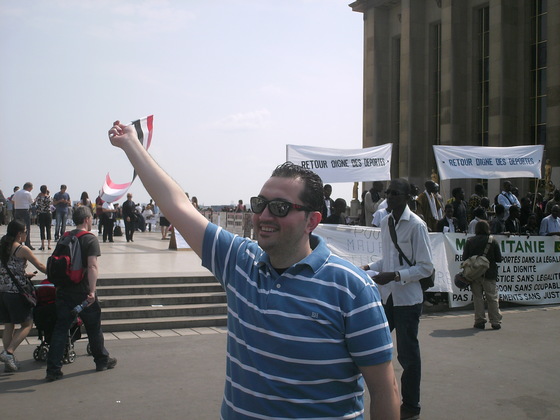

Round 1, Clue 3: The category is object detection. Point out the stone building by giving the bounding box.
[350,0,559,200]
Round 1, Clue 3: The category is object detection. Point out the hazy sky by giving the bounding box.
[0,0,364,207]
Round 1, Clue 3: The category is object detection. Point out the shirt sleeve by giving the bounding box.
[345,283,393,367]
[399,222,434,284]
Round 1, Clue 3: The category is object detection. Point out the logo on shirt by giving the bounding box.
[311,312,319,319]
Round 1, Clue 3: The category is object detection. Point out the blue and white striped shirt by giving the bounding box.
[202,223,393,419]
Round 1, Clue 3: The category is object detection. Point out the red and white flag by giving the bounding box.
[100,115,153,203]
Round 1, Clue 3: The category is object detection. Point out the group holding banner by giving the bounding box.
[315,224,560,308]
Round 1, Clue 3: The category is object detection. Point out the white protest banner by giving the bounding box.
[433,145,544,180]
[286,143,392,182]
[443,233,560,307]
[314,224,452,292]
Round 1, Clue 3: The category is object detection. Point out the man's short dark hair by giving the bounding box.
[473,206,486,219]
[452,187,463,198]
[424,180,435,190]
[392,178,411,196]
[509,205,520,216]
[73,205,93,225]
[494,204,505,216]
[61,184,67,190]
[271,162,324,212]
[475,220,490,235]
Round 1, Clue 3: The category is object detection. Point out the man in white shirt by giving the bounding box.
[497,180,520,220]
[539,205,560,236]
[13,182,35,249]
[363,178,434,420]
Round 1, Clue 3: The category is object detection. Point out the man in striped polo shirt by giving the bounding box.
[108,121,400,419]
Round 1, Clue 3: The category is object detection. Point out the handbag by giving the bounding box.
[388,216,435,291]
[2,261,37,307]
[455,236,493,289]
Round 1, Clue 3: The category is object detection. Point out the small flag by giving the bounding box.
[100,115,153,203]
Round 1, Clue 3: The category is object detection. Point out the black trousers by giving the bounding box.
[102,215,114,242]
[124,219,135,241]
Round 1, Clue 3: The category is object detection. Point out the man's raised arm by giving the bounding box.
[108,121,209,257]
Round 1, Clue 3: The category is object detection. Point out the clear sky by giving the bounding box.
[0,0,364,207]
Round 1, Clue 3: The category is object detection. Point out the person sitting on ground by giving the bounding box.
[324,198,347,225]
[0,219,47,372]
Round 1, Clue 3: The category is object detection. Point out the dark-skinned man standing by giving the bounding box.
[363,178,433,420]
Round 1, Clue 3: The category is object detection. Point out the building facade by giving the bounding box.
[350,0,559,200]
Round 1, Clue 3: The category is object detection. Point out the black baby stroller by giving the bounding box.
[32,279,84,364]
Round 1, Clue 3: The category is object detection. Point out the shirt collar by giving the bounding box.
[256,234,328,274]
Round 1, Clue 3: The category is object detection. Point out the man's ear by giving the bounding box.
[306,211,323,233]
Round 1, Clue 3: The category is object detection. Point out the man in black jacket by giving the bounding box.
[122,193,137,242]
[436,204,460,233]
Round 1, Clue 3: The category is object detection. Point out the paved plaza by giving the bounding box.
[1,225,559,419]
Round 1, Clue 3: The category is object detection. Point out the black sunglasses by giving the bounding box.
[385,189,407,197]
[250,196,312,217]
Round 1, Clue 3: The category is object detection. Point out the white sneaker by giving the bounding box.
[0,350,18,371]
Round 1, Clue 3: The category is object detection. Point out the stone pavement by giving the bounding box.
[1,225,560,419]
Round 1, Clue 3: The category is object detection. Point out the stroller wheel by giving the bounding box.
[67,349,76,364]
[33,347,41,361]
[40,347,49,361]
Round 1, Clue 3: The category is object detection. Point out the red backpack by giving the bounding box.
[46,231,92,286]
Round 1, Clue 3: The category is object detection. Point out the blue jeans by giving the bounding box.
[46,297,110,374]
[55,211,68,239]
[383,295,423,411]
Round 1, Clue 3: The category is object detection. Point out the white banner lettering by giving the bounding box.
[443,233,560,307]
[314,224,452,292]
[286,144,392,182]
[433,145,544,180]
[314,225,560,306]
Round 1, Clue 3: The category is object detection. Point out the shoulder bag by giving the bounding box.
[388,216,435,291]
[454,236,493,289]
[1,261,37,307]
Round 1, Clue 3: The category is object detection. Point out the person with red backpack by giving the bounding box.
[45,206,116,382]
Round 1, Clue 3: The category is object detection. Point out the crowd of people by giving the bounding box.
[0,185,187,247]
[1,162,557,418]
[323,179,560,237]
